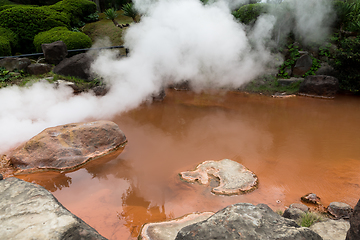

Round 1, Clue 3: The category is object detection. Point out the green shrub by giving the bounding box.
[0,36,11,56]
[296,212,323,228]
[34,26,92,52]
[50,0,97,26]
[0,6,70,53]
[0,27,18,52]
[232,3,269,25]
[334,36,360,92]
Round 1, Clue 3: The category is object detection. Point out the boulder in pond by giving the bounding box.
[298,75,339,98]
[175,203,322,240]
[301,193,322,205]
[179,159,258,195]
[8,120,127,174]
[346,199,360,240]
[0,177,107,240]
[139,212,214,240]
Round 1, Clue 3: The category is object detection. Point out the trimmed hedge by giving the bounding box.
[0,6,70,53]
[0,27,18,52]
[0,36,11,56]
[50,0,97,26]
[233,3,269,25]
[34,27,92,52]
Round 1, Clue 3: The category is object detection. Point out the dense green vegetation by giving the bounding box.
[0,0,359,93]
[0,6,70,53]
[33,27,92,52]
[0,0,96,53]
[233,0,360,93]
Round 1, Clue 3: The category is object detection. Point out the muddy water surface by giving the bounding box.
[19,90,360,240]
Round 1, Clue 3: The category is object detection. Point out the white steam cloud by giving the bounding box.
[0,0,333,154]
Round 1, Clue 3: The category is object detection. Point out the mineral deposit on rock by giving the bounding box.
[139,212,214,240]
[0,177,107,240]
[179,159,258,195]
[8,120,127,174]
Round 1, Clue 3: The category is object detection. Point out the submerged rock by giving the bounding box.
[8,120,127,174]
[179,159,258,195]
[0,177,107,240]
[139,212,214,240]
[301,193,322,205]
[311,219,350,240]
[175,203,322,240]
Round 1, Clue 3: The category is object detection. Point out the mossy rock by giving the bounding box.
[34,27,92,52]
[0,6,70,53]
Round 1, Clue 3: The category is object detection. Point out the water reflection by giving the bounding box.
[20,172,72,192]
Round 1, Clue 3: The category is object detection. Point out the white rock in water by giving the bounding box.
[179,159,258,195]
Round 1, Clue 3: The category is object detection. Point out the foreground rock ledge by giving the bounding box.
[8,120,127,174]
[179,159,258,195]
[175,203,322,240]
[0,177,107,240]
[139,212,214,240]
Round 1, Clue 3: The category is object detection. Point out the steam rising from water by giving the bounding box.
[0,0,333,153]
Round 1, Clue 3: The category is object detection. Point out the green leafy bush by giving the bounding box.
[296,212,323,228]
[83,11,99,23]
[0,36,11,56]
[232,3,269,25]
[334,36,360,92]
[33,26,92,52]
[50,0,97,26]
[121,3,138,22]
[0,27,18,52]
[0,6,70,53]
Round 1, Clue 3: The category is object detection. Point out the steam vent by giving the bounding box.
[179,159,258,195]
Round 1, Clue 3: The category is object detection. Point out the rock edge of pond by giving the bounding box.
[4,120,127,175]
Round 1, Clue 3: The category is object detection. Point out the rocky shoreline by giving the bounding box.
[1,175,358,240]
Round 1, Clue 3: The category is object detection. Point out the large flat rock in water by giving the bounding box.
[179,159,258,195]
[175,203,323,240]
[8,120,126,174]
[0,177,107,240]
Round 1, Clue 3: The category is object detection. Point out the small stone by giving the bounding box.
[301,193,321,205]
[290,203,309,212]
[328,202,352,219]
[283,208,305,220]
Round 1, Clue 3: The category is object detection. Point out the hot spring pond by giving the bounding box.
[18,90,360,240]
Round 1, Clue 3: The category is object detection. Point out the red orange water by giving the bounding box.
[18,90,360,239]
